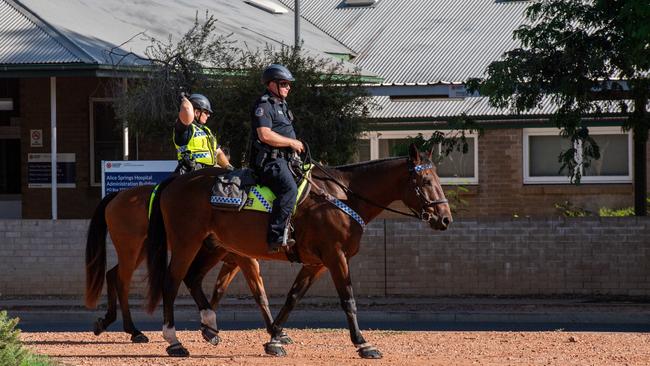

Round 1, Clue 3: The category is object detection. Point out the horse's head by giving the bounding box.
[403,143,453,231]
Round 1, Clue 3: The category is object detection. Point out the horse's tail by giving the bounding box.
[145,175,176,314]
[85,191,118,309]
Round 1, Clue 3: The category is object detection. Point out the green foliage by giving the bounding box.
[466,0,650,214]
[114,13,372,165]
[554,201,592,217]
[0,311,56,366]
[444,185,470,214]
[599,206,634,217]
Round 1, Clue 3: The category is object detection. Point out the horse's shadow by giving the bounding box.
[22,340,134,346]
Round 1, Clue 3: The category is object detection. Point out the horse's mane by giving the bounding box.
[330,156,406,172]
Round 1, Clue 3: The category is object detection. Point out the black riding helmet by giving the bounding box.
[188,93,213,114]
[261,64,295,85]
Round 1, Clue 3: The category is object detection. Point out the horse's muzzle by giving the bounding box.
[429,213,452,231]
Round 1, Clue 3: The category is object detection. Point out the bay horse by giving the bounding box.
[85,183,288,344]
[146,144,452,358]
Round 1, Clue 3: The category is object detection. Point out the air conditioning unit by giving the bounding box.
[345,0,378,6]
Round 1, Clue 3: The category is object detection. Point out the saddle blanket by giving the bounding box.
[210,166,311,213]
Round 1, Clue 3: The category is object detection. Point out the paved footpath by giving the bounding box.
[3,296,650,332]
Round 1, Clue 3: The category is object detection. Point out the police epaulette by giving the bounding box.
[260,95,269,102]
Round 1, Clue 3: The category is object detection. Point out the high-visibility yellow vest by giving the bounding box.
[173,123,217,166]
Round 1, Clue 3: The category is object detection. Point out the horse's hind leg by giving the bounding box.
[265,264,326,356]
[93,265,118,336]
[209,259,240,309]
[326,249,382,359]
[162,239,203,357]
[234,255,291,345]
[183,245,228,346]
[116,249,148,343]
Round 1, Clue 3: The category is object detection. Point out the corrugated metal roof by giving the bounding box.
[278,0,531,84]
[370,96,633,120]
[8,0,355,69]
[0,0,84,64]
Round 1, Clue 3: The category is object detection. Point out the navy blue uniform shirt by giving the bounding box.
[251,92,296,141]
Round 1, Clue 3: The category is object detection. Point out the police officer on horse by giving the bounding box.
[249,64,304,253]
[174,93,233,174]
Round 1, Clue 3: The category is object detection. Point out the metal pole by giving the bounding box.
[50,77,57,220]
[294,0,300,50]
[122,78,129,160]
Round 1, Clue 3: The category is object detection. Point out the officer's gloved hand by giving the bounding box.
[225,164,235,171]
[181,152,196,172]
[178,91,189,104]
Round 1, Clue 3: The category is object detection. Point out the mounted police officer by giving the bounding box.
[249,64,304,253]
[174,93,233,174]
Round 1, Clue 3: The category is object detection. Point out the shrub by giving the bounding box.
[0,311,56,366]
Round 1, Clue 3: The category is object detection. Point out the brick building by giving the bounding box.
[1,0,648,219]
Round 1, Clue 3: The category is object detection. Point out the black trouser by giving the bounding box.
[259,157,297,244]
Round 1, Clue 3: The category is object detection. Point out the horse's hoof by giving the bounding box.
[130,332,149,343]
[166,343,189,357]
[264,341,287,356]
[200,324,220,346]
[276,331,293,345]
[93,318,105,336]
[358,345,382,359]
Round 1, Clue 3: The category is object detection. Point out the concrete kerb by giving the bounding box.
[3,296,650,327]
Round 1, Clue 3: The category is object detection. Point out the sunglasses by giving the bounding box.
[277,81,291,88]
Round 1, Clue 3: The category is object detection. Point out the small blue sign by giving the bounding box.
[101,160,176,197]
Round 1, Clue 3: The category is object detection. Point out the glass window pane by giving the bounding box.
[436,138,475,178]
[584,134,628,176]
[378,138,410,158]
[529,135,569,176]
[93,102,122,184]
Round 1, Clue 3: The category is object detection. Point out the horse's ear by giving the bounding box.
[408,143,420,163]
[428,144,434,161]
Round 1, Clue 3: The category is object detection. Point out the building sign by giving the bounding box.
[27,153,76,188]
[102,160,176,197]
[30,129,43,147]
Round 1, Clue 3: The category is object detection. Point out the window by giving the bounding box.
[89,99,134,185]
[362,130,479,184]
[523,127,632,184]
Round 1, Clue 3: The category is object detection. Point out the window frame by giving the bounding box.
[523,126,633,184]
[89,98,122,187]
[361,129,479,185]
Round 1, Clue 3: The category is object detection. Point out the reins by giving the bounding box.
[295,142,447,223]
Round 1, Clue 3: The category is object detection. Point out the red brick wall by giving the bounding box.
[17,77,650,219]
[381,128,642,220]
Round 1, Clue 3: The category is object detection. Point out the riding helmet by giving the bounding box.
[261,64,295,85]
[188,93,213,113]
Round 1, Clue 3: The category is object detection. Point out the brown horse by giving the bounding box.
[85,183,288,344]
[146,144,452,358]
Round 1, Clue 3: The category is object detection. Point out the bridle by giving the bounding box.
[307,159,449,224]
[408,162,449,223]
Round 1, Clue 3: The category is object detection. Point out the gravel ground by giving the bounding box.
[22,328,650,366]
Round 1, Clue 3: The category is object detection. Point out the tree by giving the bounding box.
[114,13,372,166]
[466,0,650,216]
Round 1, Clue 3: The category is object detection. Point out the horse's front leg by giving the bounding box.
[326,249,382,359]
[265,264,326,356]
[183,245,229,346]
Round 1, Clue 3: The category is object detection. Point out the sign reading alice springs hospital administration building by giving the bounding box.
[101,160,176,197]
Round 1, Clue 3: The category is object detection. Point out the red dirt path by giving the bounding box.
[22,329,650,365]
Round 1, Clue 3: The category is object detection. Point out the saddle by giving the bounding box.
[210,165,312,213]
